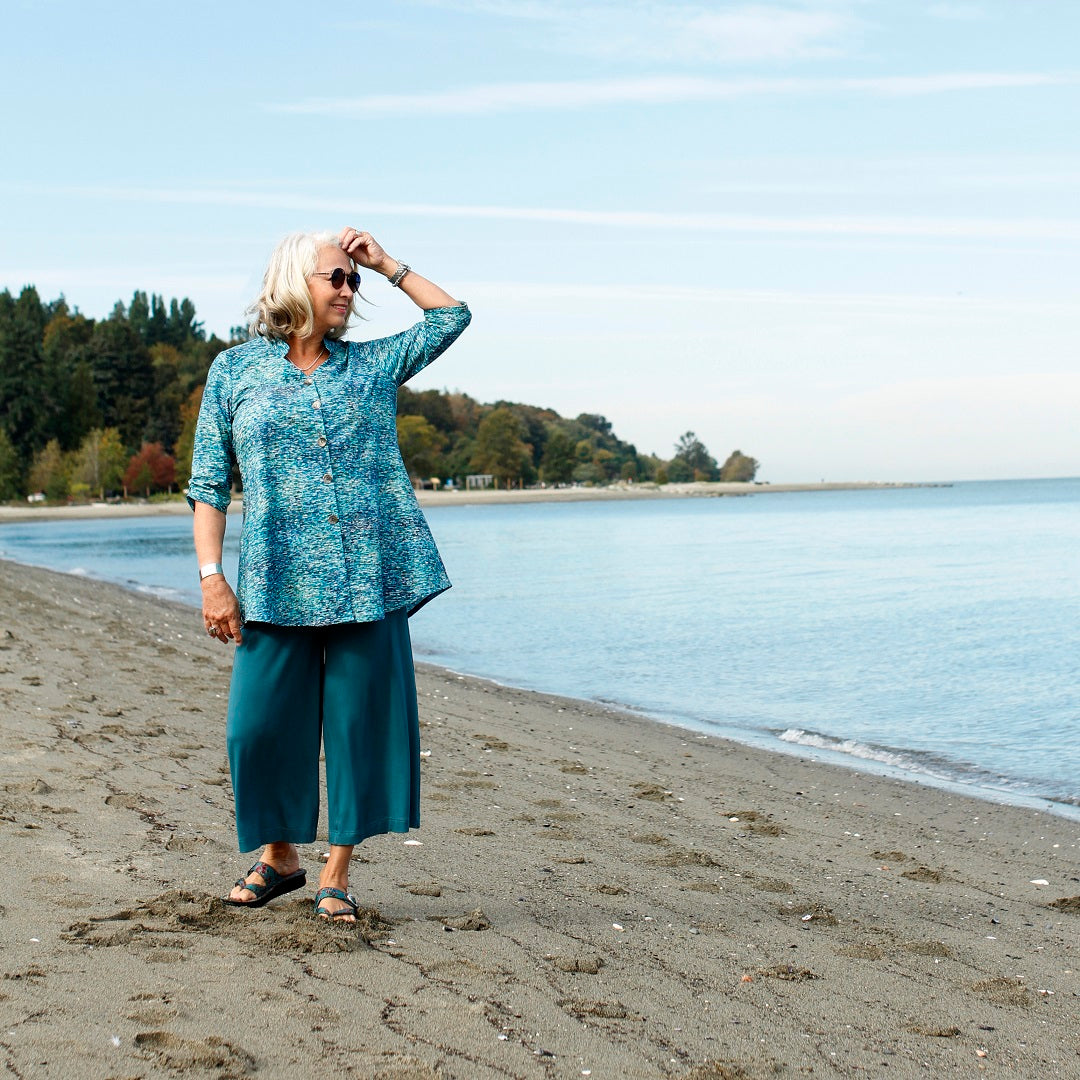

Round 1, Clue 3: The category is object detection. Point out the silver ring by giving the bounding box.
[207,625,218,636]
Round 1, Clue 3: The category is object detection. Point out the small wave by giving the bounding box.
[776,728,955,782]
[132,582,186,601]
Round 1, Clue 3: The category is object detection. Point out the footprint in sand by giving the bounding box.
[551,954,604,974]
[133,1031,256,1075]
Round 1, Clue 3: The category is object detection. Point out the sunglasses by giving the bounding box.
[312,268,361,292]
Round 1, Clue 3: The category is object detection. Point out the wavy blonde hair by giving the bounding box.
[246,230,364,341]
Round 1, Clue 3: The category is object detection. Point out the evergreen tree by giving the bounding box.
[0,428,21,500]
[672,431,719,481]
[0,286,50,469]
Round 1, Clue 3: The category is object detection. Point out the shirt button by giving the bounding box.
[304,377,313,386]
[312,401,321,410]
[323,473,333,483]
[317,436,327,447]
[328,514,338,524]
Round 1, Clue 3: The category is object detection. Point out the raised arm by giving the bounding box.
[338,227,464,310]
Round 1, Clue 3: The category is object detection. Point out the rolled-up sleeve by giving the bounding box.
[371,302,472,386]
[186,353,235,512]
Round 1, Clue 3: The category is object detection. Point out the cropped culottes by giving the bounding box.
[225,610,420,853]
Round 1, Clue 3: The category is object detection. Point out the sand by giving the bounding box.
[0,559,1077,1079]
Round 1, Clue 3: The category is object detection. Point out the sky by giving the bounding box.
[2,0,1077,482]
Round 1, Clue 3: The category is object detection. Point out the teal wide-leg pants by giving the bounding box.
[225,610,420,853]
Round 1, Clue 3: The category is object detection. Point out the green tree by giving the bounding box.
[88,318,153,447]
[719,449,759,482]
[470,407,534,487]
[28,438,70,500]
[0,428,21,500]
[672,431,718,481]
[396,414,446,479]
[0,286,50,470]
[540,426,575,485]
[73,428,127,499]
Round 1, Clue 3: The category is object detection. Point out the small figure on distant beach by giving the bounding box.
[187,227,470,921]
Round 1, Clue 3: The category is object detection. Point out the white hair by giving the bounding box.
[246,230,364,341]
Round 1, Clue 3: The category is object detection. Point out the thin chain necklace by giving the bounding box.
[291,347,326,374]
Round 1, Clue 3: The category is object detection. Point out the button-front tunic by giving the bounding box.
[187,303,471,626]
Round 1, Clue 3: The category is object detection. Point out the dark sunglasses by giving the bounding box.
[312,268,361,292]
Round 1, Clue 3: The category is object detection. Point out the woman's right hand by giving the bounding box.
[202,577,244,645]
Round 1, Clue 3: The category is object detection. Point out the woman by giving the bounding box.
[188,227,470,921]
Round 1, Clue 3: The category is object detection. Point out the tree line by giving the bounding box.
[0,285,757,500]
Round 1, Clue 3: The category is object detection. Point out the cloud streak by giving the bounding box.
[55,185,1080,242]
[406,1,855,62]
[269,72,1079,117]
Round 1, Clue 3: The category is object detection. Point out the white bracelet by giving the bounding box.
[199,562,225,581]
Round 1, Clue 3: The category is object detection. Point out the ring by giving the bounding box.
[207,625,218,636]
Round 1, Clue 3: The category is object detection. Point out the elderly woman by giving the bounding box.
[187,227,470,921]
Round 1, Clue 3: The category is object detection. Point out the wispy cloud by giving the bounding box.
[406,1,856,62]
[53,185,1080,242]
[270,72,1078,117]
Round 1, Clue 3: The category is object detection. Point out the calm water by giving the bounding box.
[2,479,1078,816]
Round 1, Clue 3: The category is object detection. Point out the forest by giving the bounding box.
[0,285,757,500]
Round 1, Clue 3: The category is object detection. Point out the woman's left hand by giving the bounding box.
[339,227,391,275]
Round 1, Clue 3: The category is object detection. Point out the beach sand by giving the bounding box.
[0,560,1077,1079]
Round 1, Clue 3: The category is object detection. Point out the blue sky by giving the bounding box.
[2,0,1077,481]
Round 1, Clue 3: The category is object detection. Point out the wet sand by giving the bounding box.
[0,560,1077,1078]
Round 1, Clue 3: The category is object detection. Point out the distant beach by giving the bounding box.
[1,559,1077,1077]
[0,479,927,524]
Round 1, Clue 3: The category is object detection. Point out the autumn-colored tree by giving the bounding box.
[123,442,176,496]
[28,438,70,501]
[719,449,760,482]
[173,386,203,488]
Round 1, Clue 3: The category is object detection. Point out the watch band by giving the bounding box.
[199,562,225,581]
[388,262,411,288]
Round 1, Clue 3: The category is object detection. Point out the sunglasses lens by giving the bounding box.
[329,268,346,288]
[347,272,361,292]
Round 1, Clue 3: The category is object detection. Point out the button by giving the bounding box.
[312,401,321,410]
[323,473,333,483]
[327,514,338,524]
[317,436,327,447]
[304,377,313,385]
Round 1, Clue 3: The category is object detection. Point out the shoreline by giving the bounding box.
[0,542,1075,823]
[0,479,933,524]
[2,561,1079,1076]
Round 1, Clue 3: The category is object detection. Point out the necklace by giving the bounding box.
[291,347,326,374]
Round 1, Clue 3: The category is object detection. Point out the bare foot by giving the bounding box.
[228,842,300,903]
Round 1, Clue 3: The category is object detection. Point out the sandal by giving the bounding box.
[314,886,359,922]
[222,861,307,908]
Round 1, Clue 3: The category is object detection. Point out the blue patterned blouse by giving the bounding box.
[187,303,471,626]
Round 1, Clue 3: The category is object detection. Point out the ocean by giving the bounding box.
[2,478,1078,817]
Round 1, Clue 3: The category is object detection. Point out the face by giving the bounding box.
[307,245,354,337]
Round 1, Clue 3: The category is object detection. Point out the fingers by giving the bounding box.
[204,607,242,645]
